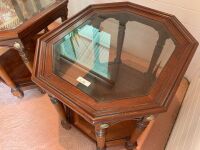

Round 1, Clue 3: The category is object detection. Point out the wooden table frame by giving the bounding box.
[0,0,69,97]
[32,2,198,150]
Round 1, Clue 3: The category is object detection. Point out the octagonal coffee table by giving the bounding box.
[32,2,198,150]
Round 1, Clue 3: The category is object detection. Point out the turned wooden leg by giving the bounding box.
[44,27,49,33]
[95,124,109,150]
[0,64,23,98]
[126,116,154,150]
[49,95,71,130]
[13,42,33,73]
[61,5,68,22]
[61,15,67,22]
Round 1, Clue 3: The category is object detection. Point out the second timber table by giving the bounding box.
[0,0,68,97]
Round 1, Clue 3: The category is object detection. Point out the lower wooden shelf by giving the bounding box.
[62,78,189,149]
[70,111,136,147]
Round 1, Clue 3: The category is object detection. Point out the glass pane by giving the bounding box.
[53,12,176,102]
[0,0,55,30]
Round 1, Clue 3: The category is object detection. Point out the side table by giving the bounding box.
[32,2,198,149]
[0,0,68,97]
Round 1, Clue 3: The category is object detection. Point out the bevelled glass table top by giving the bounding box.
[0,0,56,30]
[53,11,176,102]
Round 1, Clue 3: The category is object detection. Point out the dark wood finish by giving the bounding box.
[126,116,153,149]
[32,2,198,149]
[95,124,107,150]
[49,95,71,130]
[0,0,69,96]
[0,64,23,98]
[71,111,136,146]
[0,47,32,90]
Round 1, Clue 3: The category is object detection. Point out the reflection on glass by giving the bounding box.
[0,0,55,30]
[56,24,111,80]
[53,12,176,102]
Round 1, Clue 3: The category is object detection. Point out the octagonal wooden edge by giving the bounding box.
[32,2,198,124]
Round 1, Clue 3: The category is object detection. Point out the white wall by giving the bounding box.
[166,77,200,150]
[68,0,200,82]
[68,0,96,17]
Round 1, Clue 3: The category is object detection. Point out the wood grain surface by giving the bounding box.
[0,77,189,150]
